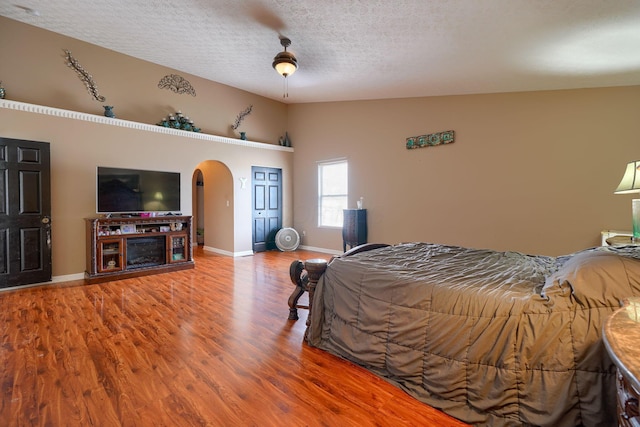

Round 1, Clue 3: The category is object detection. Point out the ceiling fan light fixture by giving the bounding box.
[273,37,298,77]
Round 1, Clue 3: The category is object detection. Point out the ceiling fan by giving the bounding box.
[272,37,298,77]
[244,2,299,95]
[241,2,298,78]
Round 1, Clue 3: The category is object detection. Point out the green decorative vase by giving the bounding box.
[103,105,115,118]
[0,81,5,99]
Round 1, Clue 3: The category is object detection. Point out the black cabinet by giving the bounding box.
[343,209,367,252]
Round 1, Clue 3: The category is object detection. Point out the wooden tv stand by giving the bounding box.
[85,216,194,283]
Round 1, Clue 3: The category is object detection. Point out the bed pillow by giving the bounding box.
[541,251,639,307]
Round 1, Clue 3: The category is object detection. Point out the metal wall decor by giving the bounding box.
[63,49,106,102]
[406,130,454,149]
[158,74,196,96]
[231,105,253,131]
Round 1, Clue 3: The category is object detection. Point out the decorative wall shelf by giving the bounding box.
[0,100,293,152]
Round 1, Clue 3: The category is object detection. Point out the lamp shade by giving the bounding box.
[273,37,298,78]
[614,161,640,194]
[273,51,298,77]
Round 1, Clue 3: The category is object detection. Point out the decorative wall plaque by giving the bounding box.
[406,130,454,149]
[158,74,196,96]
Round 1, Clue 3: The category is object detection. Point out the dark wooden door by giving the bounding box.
[0,137,51,288]
[252,167,282,252]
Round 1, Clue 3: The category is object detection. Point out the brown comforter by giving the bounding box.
[307,242,640,426]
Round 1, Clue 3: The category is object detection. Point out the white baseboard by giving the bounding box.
[203,245,340,257]
[0,273,86,292]
[298,245,341,256]
[233,250,255,257]
[52,273,85,283]
[202,246,253,257]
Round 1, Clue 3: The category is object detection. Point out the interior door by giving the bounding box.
[0,137,52,288]
[252,167,282,252]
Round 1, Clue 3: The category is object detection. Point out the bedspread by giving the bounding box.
[306,242,640,426]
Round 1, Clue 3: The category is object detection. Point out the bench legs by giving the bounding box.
[287,259,327,322]
[288,260,307,320]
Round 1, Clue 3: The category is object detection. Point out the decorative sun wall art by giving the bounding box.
[406,130,455,150]
[63,49,106,102]
[158,74,196,96]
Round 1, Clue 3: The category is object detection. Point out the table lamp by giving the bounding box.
[614,160,640,240]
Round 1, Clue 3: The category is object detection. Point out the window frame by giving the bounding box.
[317,159,348,228]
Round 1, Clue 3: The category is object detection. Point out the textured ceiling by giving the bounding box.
[2,0,640,104]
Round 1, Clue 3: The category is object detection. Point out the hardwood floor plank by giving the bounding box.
[0,248,469,426]
[32,290,119,426]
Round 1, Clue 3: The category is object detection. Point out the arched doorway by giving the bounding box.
[193,169,204,245]
[192,161,234,254]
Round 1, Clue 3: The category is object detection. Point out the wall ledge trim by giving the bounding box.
[0,100,293,152]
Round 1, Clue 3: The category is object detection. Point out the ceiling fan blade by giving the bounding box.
[246,1,285,34]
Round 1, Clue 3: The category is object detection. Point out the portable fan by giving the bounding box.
[275,227,300,251]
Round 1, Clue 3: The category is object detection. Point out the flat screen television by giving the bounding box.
[97,167,181,214]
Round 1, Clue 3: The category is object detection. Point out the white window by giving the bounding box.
[318,159,348,227]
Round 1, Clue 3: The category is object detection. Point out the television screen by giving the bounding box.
[97,167,181,214]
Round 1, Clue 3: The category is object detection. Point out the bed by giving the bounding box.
[301,242,640,426]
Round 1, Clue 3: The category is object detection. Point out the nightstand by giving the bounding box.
[602,230,633,246]
[603,298,640,427]
[606,236,640,247]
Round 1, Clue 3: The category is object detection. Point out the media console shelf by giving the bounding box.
[85,216,194,283]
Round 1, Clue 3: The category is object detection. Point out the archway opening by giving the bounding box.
[192,161,234,254]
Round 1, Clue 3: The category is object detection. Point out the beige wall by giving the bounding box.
[0,17,292,280]
[3,15,640,280]
[289,87,640,256]
[0,105,293,278]
[0,17,287,144]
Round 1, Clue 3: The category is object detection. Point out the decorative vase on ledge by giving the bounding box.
[240,132,247,140]
[0,81,5,99]
[103,105,115,118]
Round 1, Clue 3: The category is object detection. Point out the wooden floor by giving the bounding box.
[0,247,469,427]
